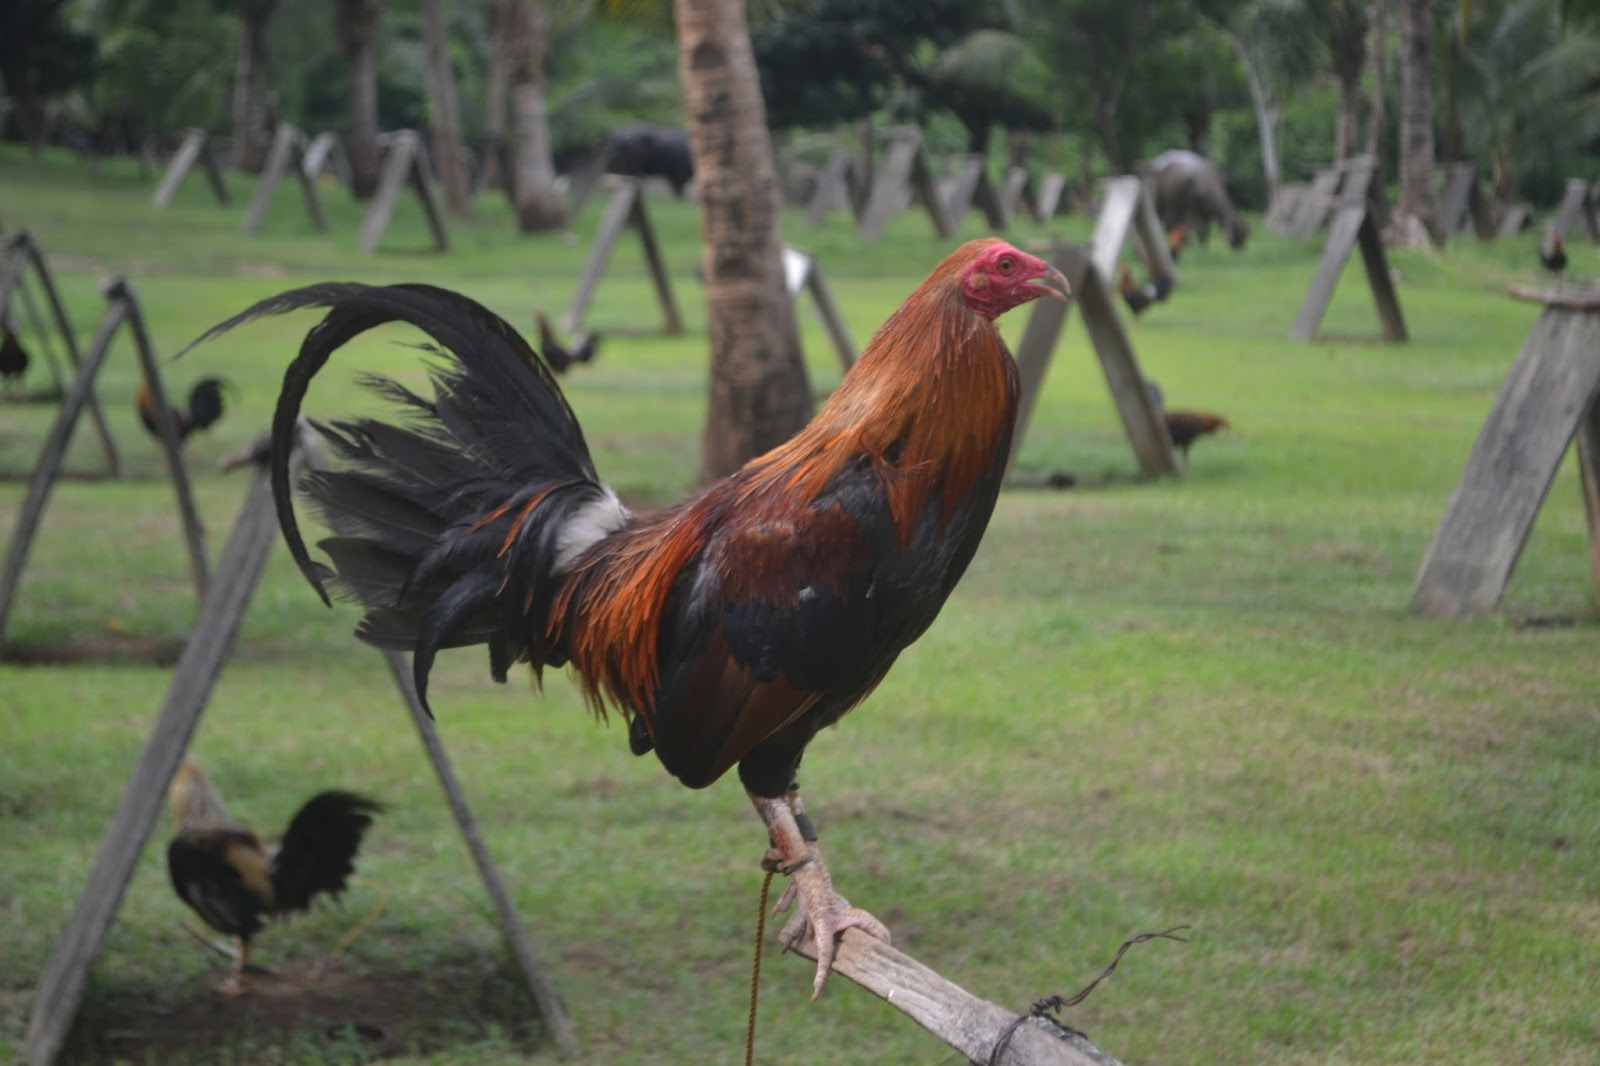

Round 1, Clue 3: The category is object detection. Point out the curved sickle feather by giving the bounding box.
[178,281,587,607]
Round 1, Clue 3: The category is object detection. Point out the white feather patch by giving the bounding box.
[552,486,632,572]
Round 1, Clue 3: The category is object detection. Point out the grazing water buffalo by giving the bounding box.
[602,124,695,197]
[1147,149,1249,250]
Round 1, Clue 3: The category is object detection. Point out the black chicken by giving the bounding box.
[138,377,229,442]
[1538,235,1567,278]
[1117,264,1176,316]
[167,757,381,994]
[1,325,30,391]
[533,310,600,373]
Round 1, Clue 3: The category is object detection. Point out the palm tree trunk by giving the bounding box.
[1330,0,1368,162]
[505,0,565,231]
[1365,0,1389,157]
[336,0,385,200]
[1398,0,1440,239]
[674,0,812,481]
[422,0,471,218]
[231,0,276,173]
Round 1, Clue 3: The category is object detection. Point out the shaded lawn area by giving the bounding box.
[1,146,1597,1064]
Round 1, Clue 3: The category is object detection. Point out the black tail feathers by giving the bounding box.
[182,283,619,713]
[270,790,382,913]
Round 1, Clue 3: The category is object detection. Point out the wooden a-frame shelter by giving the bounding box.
[359,130,450,255]
[241,122,330,237]
[0,275,209,651]
[0,230,119,459]
[1009,237,1180,479]
[1288,155,1408,343]
[20,438,580,1065]
[562,178,683,337]
[1411,285,1600,618]
[151,129,231,210]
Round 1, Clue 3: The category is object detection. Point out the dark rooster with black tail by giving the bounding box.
[184,238,1068,997]
[1,325,30,391]
[138,377,230,442]
[166,757,381,994]
[534,310,600,373]
[1117,263,1175,316]
[1163,410,1230,457]
[1538,234,1567,280]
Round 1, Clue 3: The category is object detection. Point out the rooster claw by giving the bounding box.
[777,890,890,1000]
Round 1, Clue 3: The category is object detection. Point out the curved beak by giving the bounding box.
[1028,266,1071,303]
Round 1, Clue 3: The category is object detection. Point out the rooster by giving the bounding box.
[185,238,1068,997]
[138,377,229,443]
[1538,234,1567,279]
[0,325,29,392]
[1117,263,1175,316]
[166,757,381,995]
[1163,410,1230,457]
[534,310,601,374]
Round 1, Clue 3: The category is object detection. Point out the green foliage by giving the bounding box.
[75,0,234,133]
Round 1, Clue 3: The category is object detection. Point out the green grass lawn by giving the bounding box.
[2,145,1597,1066]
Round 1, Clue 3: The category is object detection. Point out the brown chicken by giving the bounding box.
[533,310,601,373]
[1163,409,1230,456]
[185,238,1068,997]
[137,377,229,442]
[1167,224,1186,262]
[166,757,381,994]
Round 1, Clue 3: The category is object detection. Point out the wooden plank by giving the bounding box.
[381,653,581,1059]
[1549,179,1599,244]
[1264,184,1308,233]
[1288,206,1364,341]
[302,131,350,186]
[1288,166,1342,238]
[1496,204,1532,238]
[152,130,204,209]
[1130,184,1176,282]
[857,136,916,241]
[23,466,281,1066]
[784,246,856,370]
[1008,241,1072,469]
[562,180,639,335]
[626,189,681,335]
[117,279,211,600]
[1090,177,1142,281]
[786,930,1126,1066]
[404,135,450,252]
[1411,309,1600,617]
[1034,174,1067,223]
[0,234,122,474]
[1576,395,1600,603]
[906,135,956,239]
[942,155,987,231]
[1001,167,1030,218]
[803,148,861,227]
[0,299,128,642]
[1356,212,1408,342]
[1063,245,1180,478]
[359,131,419,254]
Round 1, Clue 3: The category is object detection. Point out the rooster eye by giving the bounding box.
[998,256,1015,273]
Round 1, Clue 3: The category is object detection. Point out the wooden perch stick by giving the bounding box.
[785,930,1125,1066]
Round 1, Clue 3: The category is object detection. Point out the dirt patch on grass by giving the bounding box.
[63,956,546,1064]
[0,634,186,666]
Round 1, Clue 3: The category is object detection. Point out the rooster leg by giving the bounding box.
[753,789,890,1000]
[217,938,252,997]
